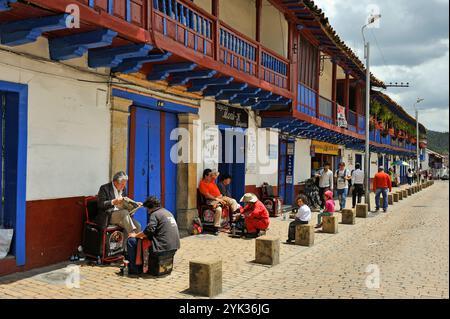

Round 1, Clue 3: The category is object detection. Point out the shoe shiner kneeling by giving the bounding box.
[125,196,180,275]
[236,193,270,238]
[315,191,335,229]
[286,195,312,244]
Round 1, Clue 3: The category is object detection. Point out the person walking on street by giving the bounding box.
[373,166,393,213]
[335,162,351,211]
[315,162,333,211]
[407,168,414,186]
[351,163,365,208]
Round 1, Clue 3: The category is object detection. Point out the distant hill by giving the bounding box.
[427,130,449,155]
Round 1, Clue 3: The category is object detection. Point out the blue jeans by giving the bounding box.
[376,188,389,210]
[126,238,142,274]
[336,188,348,210]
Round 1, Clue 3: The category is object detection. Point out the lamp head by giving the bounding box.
[368,14,382,25]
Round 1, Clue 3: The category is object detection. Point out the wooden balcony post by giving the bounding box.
[344,71,350,124]
[212,0,220,61]
[316,48,322,120]
[256,0,262,42]
[331,60,337,123]
[289,21,298,104]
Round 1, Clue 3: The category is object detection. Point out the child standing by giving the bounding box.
[315,190,335,229]
[287,195,312,244]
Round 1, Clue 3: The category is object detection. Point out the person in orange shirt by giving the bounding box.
[199,169,241,235]
[373,166,393,213]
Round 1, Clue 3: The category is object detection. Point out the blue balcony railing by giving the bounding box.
[319,96,334,125]
[297,83,317,117]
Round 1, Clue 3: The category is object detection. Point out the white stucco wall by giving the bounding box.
[0,39,111,201]
[197,101,279,187]
[294,138,312,183]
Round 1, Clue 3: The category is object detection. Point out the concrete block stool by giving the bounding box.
[295,224,315,247]
[407,188,412,196]
[341,209,356,225]
[356,204,369,218]
[322,216,338,234]
[255,236,280,266]
[403,190,408,198]
[189,259,222,297]
[397,191,403,201]
[388,193,394,205]
[393,193,399,202]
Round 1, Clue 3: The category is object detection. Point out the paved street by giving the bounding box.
[0,182,448,299]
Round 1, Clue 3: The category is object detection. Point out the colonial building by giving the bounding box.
[0,0,427,275]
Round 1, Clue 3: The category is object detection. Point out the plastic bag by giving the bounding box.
[0,229,14,259]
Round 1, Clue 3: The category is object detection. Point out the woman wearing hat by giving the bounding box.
[237,193,270,238]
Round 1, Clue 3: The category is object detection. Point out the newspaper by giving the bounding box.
[119,197,142,216]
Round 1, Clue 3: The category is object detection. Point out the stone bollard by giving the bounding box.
[356,204,369,218]
[403,190,408,198]
[295,224,315,247]
[322,215,339,234]
[189,259,222,297]
[388,193,394,205]
[341,209,356,225]
[255,236,280,266]
[397,191,403,201]
[407,188,412,196]
[393,193,399,202]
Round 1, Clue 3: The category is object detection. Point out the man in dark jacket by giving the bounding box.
[96,171,142,235]
[126,196,181,274]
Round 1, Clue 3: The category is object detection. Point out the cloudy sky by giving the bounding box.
[314,0,449,132]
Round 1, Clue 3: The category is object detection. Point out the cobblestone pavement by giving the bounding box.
[0,182,448,299]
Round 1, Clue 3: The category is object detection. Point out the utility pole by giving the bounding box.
[362,14,381,210]
[414,98,425,185]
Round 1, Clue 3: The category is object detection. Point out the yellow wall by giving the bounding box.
[192,0,212,14]
[220,0,256,40]
[261,0,289,58]
[319,55,333,100]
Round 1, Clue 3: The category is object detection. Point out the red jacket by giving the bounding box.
[373,172,392,192]
[241,200,270,221]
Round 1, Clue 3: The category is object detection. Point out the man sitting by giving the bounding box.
[199,169,241,235]
[126,196,181,275]
[237,193,270,238]
[97,171,142,237]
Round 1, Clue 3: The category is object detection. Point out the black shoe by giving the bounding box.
[375,208,380,212]
[286,239,293,244]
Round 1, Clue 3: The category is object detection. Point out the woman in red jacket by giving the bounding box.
[238,193,270,238]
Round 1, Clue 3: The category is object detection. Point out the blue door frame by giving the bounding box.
[0,80,28,267]
[112,88,197,227]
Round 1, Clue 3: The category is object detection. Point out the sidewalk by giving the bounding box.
[0,182,447,299]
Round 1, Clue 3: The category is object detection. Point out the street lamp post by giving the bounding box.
[362,14,381,210]
[414,98,425,185]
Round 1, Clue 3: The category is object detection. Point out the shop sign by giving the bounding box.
[215,103,249,128]
[311,140,340,156]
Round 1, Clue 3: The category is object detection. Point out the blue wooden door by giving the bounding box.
[131,107,178,228]
[218,128,246,200]
[163,112,178,214]
[132,107,161,228]
[278,139,287,203]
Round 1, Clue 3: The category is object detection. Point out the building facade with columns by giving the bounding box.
[0,0,426,275]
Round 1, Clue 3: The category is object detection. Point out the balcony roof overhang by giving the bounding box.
[275,0,385,89]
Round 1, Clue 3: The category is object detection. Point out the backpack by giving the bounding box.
[336,169,351,188]
[192,217,203,235]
